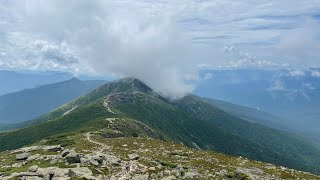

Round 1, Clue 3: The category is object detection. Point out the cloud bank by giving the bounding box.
[1,0,320,99]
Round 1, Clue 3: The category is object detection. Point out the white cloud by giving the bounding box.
[287,70,305,77]
[268,80,286,91]
[203,73,213,80]
[1,0,320,98]
[311,70,320,77]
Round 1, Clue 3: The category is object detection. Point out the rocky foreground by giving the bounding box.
[0,131,319,180]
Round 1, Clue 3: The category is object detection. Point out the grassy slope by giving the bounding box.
[203,98,292,131]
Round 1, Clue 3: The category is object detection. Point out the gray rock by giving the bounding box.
[148,161,160,166]
[65,150,80,164]
[80,157,89,164]
[16,153,31,160]
[27,154,40,161]
[183,172,199,179]
[42,145,63,152]
[68,167,93,177]
[132,174,149,180]
[61,149,70,157]
[50,159,60,164]
[161,176,176,180]
[91,155,103,163]
[21,176,43,180]
[36,167,68,178]
[105,155,121,165]
[28,165,39,173]
[10,172,38,177]
[12,162,24,167]
[128,153,139,160]
[89,159,100,166]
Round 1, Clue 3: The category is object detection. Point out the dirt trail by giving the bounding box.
[85,132,109,152]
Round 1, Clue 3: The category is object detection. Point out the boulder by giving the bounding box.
[68,167,93,177]
[161,176,176,180]
[61,149,70,157]
[28,165,39,173]
[132,174,149,180]
[16,153,31,160]
[27,154,40,161]
[12,162,24,167]
[42,145,63,152]
[21,176,43,180]
[105,155,121,165]
[65,150,80,164]
[10,172,38,177]
[89,159,100,166]
[128,153,139,160]
[91,155,103,163]
[183,171,199,179]
[36,167,68,178]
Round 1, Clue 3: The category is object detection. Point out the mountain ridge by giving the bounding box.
[0,78,319,175]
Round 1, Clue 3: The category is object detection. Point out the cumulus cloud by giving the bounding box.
[287,70,305,77]
[311,70,320,77]
[1,0,320,98]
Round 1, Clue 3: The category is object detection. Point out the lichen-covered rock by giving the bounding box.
[61,149,70,157]
[68,167,93,177]
[27,154,40,161]
[42,145,63,152]
[28,165,39,173]
[128,153,139,160]
[65,150,80,164]
[105,155,121,165]
[16,152,31,160]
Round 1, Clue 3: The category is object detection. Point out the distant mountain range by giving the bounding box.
[0,70,74,96]
[0,78,319,175]
[195,68,320,138]
[0,78,106,124]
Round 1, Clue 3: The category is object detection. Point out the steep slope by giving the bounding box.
[203,98,291,131]
[0,78,319,175]
[0,78,106,124]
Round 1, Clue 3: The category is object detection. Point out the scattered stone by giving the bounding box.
[42,145,63,152]
[80,157,89,164]
[105,155,121,165]
[68,167,93,177]
[50,159,60,164]
[90,159,100,166]
[183,171,199,179]
[28,165,39,173]
[132,174,149,180]
[21,176,43,180]
[128,153,139,160]
[10,172,38,178]
[36,167,68,178]
[65,150,80,164]
[61,149,70,157]
[12,162,24,168]
[27,154,40,161]
[16,153,31,160]
[148,161,160,166]
[162,176,176,180]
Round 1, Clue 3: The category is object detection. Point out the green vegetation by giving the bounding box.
[0,78,319,175]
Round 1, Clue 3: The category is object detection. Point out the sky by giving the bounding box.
[0,0,320,99]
